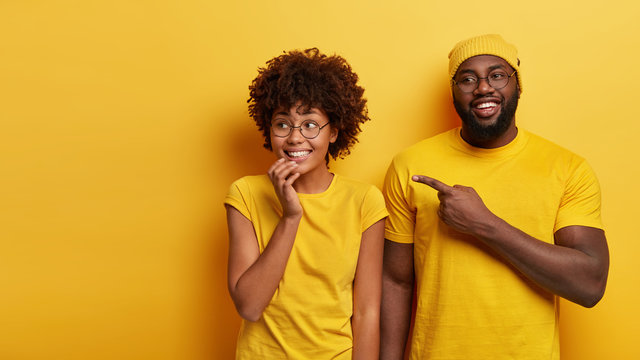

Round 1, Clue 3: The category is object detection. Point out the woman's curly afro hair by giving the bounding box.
[248,48,369,161]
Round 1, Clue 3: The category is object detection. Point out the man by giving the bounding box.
[380,34,609,359]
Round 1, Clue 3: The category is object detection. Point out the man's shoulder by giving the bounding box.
[522,129,585,161]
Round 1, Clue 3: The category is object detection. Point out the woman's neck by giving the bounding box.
[292,168,334,194]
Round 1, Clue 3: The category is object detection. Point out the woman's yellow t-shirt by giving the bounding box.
[225,174,388,359]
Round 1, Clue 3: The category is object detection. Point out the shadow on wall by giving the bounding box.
[197,112,275,359]
[224,122,276,179]
[409,82,462,145]
[437,86,461,135]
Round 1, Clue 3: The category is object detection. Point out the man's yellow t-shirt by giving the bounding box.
[383,128,603,360]
[225,174,388,359]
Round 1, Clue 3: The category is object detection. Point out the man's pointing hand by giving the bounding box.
[412,175,497,236]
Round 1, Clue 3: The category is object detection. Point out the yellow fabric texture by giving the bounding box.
[383,128,603,360]
[448,34,523,92]
[225,174,388,359]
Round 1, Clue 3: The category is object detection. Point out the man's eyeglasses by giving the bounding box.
[452,70,516,93]
[271,120,330,139]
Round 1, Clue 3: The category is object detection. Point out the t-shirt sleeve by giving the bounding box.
[361,185,389,232]
[382,158,416,244]
[224,177,252,220]
[555,158,603,232]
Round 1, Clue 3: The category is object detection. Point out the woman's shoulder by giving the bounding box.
[230,174,270,187]
[332,174,383,198]
[228,174,272,195]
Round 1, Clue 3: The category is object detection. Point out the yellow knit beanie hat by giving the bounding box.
[448,34,522,92]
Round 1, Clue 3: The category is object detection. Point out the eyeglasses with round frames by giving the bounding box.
[452,70,516,93]
[270,119,330,139]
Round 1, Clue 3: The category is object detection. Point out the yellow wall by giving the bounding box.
[1,1,638,359]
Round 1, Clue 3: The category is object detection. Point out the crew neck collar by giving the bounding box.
[297,173,337,198]
[450,127,528,159]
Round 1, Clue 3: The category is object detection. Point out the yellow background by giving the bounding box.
[1,1,638,359]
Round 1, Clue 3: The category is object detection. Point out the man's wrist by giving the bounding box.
[473,212,504,240]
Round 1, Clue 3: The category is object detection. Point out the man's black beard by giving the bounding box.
[453,91,519,143]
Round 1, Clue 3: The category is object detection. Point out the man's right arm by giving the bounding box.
[380,239,414,359]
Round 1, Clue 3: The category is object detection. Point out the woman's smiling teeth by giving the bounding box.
[286,150,311,158]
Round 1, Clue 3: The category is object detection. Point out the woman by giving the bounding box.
[225,48,386,359]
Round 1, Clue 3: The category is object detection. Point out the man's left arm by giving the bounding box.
[412,175,610,308]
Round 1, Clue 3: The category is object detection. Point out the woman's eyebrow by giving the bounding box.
[301,108,321,115]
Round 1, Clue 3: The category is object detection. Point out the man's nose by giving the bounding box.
[474,77,495,95]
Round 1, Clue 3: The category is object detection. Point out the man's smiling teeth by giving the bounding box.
[287,150,311,158]
[476,102,497,109]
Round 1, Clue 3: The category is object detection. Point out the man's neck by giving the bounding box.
[460,124,518,149]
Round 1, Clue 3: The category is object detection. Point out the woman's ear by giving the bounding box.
[329,128,338,143]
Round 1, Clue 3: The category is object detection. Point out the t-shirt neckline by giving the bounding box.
[451,127,529,159]
[297,173,338,199]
